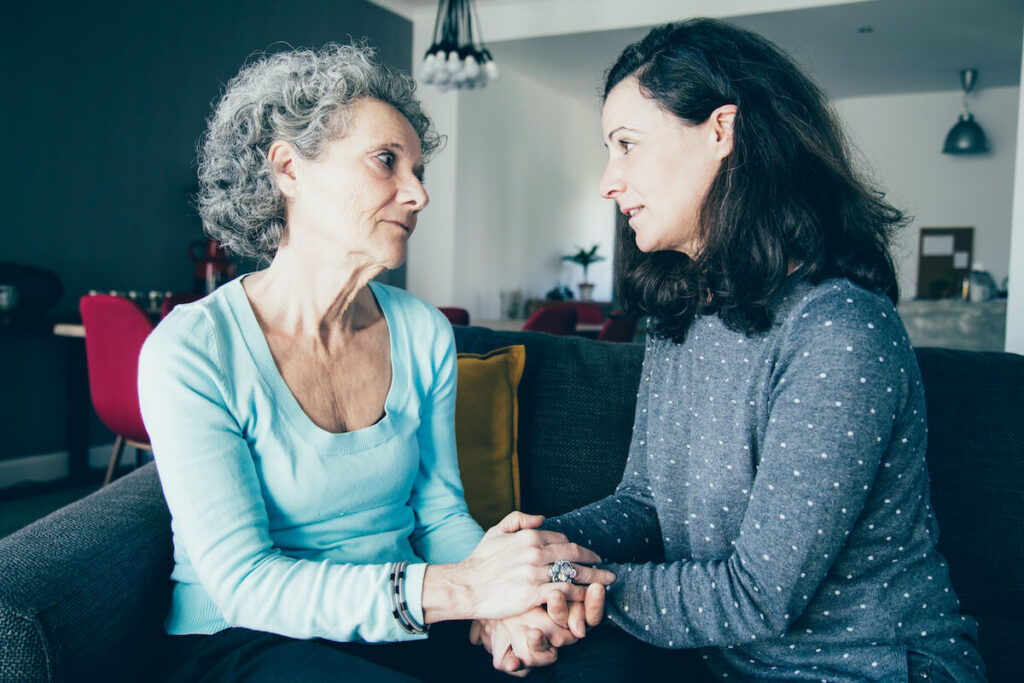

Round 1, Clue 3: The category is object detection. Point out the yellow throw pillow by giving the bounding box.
[455,345,525,529]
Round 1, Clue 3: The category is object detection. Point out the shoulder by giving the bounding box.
[140,284,236,376]
[778,278,906,344]
[770,278,915,379]
[370,282,450,336]
[370,282,454,367]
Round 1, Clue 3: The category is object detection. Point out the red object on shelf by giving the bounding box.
[189,238,236,294]
[161,291,203,318]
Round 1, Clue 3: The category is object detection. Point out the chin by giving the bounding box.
[632,234,661,253]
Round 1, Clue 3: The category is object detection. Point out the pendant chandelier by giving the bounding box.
[418,0,499,92]
[942,69,988,155]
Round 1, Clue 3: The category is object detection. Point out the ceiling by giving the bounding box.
[376,0,1024,101]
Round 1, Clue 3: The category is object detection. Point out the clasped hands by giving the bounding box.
[466,512,611,676]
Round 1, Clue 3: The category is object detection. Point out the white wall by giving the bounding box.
[1006,34,1024,354]
[404,0,871,312]
[450,66,612,318]
[833,86,1019,300]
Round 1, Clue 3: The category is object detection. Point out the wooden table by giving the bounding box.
[53,322,85,338]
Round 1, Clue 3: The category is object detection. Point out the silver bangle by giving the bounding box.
[389,561,428,635]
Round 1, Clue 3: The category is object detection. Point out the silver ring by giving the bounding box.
[549,559,577,583]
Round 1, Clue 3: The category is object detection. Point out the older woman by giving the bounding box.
[138,44,612,682]
[477,19,986,682]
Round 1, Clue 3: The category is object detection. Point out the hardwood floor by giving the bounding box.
[0,483,100,538]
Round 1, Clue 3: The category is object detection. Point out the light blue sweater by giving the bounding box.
[138,277,484,643]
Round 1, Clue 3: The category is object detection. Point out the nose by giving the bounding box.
[599,160,624,199]
[400,174,429,212]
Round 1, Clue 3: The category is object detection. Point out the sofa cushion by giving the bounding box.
[455,345,525,528]
[914,347,1024,682]
[0,465,173,682]
[453,326,644,517]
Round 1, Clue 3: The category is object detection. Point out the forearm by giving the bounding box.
[420,562,475,623]
[541,488,662,563]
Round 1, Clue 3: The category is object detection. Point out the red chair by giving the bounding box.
[569,302,604,325]
[79,295,154,485]
[522,306,578,336]
[597,311,640,343]
[439,306,470,326]
[161,291,203,318]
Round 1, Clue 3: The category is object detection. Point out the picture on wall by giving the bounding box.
[917,227,974,299]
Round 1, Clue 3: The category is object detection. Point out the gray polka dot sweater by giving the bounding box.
[547,276,985,681]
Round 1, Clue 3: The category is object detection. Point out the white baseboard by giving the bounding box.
[0,444,127,490]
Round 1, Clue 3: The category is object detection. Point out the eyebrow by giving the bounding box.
[605,126,640,143]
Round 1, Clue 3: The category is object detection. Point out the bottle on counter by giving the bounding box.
[969,264,998,302]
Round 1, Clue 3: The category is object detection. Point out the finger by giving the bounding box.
[539,543,605,567]
[469,619,483,645]
[568,600,586,639]
[520,628,558,668]
[540,582,589,603]
[498,646,523,673]
[526,628,552,653]
[515,529,569,547]
[585,582,606,627]
[492,627,515,670]
[493,511,546,535]
[534,564,616,588]
[545,590,569,628]
[566,564,616,586]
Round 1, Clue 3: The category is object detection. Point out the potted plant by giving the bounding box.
[562,245,605,301]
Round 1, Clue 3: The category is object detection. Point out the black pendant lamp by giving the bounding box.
[418,0,499,93]
[943,69,988,155]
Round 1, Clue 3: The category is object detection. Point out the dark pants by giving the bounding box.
[161,622,716,682]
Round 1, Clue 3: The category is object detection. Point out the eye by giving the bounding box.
[375,150,395,168]
[618,139,635,154]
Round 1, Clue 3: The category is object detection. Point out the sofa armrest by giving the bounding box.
[0,464,173,682]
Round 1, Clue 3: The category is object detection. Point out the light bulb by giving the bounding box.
[462,55,480,79]
[447,51,462,74]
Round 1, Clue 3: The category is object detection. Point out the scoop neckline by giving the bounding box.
[226,277,402,449]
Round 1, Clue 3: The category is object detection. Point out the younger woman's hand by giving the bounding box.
[544,582,606,638]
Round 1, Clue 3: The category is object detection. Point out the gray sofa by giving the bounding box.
[1,326,1022,682]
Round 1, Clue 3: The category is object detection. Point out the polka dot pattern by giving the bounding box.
[542,278,983,681]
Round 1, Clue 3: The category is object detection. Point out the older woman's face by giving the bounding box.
[280,98,428,269]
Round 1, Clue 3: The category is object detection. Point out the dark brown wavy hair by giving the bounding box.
[608,19,905,343]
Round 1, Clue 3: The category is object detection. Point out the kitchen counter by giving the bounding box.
[897,299,1006,351]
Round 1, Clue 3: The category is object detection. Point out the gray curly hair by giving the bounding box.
[196,43,441,260]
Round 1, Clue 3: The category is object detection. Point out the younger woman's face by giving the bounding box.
[599,77,734,256]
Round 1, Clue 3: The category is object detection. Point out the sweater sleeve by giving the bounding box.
[408,310,485,563]
[598,294,911,648]
[542,338,662,564]
[139,311,427,643]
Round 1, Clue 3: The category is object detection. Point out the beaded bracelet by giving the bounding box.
[389,561,428,635]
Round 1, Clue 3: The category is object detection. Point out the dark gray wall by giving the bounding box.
[0,0,413,467]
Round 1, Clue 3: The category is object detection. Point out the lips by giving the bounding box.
[384,218,414,234]
[622,206,644,226]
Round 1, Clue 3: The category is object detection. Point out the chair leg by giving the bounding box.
[104,436,126,486]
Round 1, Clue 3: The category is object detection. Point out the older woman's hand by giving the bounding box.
[422,512,615,623]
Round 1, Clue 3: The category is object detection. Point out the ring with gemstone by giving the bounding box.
[549,559,578,583]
